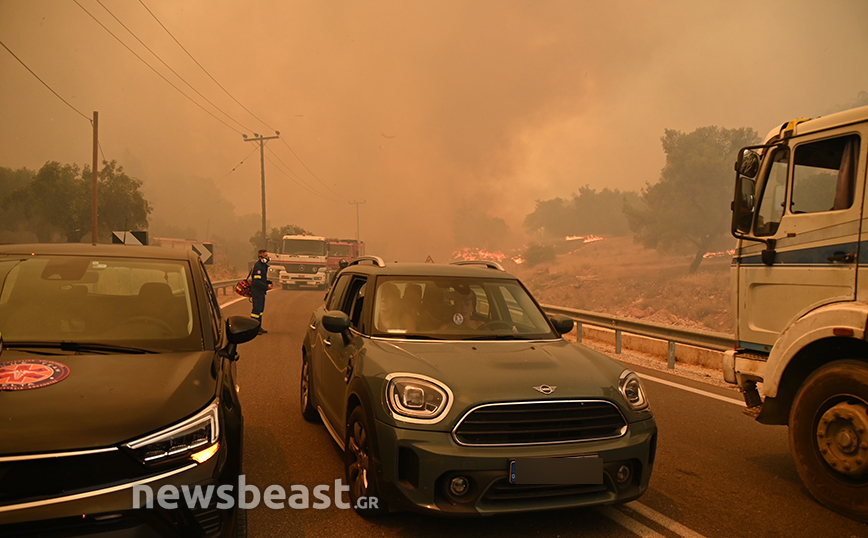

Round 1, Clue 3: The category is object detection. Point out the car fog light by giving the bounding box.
[450,476,470,496]
[616,464,631,484]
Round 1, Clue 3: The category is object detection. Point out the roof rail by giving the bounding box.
[450,260,505,271]
[348,255,386,268]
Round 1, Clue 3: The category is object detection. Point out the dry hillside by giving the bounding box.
[507,236,734,334]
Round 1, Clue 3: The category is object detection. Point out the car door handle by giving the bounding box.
[828,252,856,263]
[309,323,316,330]
[324,337,332,347]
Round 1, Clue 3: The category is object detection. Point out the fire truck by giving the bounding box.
[275,235,329,290]
[326,238,365,273]
[727,104,868,521]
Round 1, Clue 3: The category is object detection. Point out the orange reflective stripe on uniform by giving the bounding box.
[250,313,261,319]
[253,275,262,279]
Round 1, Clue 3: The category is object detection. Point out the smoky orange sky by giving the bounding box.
[2,0,867,262]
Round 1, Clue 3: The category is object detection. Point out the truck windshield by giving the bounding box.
[282,239,326,256]
[329,244,354,257]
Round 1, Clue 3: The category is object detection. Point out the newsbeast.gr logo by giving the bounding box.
[133,476,379,511]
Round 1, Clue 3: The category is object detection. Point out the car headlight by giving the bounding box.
[125,400,220,466]
[385,373,453,424]
[619,370,649,411]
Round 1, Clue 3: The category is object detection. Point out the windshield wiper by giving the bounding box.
[464,334,528,341]
[3,342,161,354]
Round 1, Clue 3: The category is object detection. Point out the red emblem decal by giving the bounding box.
[0,360,71,391]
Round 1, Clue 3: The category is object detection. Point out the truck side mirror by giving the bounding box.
[732,175,756,235]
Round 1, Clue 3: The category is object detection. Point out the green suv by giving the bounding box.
[301,257,657,516]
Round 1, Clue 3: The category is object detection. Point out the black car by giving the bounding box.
[302,257,657,516]
[0,244,259,537]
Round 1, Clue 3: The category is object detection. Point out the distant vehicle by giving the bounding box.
[275,235,329,290]
[301,256,657,516]
[326,238,365,273]
[727,104,868,522]
[0,243,259,536]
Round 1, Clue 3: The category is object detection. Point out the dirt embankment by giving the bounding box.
[508,236,734,334]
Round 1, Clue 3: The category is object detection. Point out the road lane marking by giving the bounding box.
[626,501,709,538]
[597,506,666,537]
[638,373,744,406]
[220,296,247,309]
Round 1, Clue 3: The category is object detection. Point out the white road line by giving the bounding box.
[638,372,744,406]
[626,501,709,538]
[597,506,666,537]
[220,296,247,309]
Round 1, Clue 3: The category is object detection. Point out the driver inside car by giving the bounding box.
[441,288,485,330]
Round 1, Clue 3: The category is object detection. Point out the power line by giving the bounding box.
[263,150,344,202]
[264,145,342,201]
[137,0,277,134]
[279,138,346,200]
[0,38,91,122]
[73,0,243,135]
[94,0,255,134]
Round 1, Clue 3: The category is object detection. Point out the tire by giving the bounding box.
[345,407,389,517]
[300,353,320,423]
[789,359,868,522]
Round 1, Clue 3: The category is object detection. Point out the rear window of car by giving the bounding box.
[371,276,557,340]
[0,255,203,350]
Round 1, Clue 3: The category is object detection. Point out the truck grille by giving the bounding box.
[283,264,321,274]
[453,400,627,446]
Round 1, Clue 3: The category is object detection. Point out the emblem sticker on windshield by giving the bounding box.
[0,360,71,391]
[453,313,464,325]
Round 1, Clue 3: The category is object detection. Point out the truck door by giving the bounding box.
[736,130,864,351]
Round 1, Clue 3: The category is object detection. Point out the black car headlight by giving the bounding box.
[619,370,650,411]
[385,373,453,424]
[125,400,220,466]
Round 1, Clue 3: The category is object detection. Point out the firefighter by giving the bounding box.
[250,249,273,334]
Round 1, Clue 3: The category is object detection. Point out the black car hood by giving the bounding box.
[0,350,218,455]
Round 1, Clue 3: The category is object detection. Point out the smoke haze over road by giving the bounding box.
[2,0,867,261]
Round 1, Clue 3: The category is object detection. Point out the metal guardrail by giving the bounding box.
[541,303,735,369]
[209,280,735,370]
[212,279,238,295]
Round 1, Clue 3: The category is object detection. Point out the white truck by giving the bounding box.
[275,235,330,290]
[727,104,868,521]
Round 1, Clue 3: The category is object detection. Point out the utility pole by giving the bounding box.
[243,132,280,249]
[348,200,365,242]
[91,111,99,245]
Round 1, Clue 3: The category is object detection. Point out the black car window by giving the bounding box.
[327,273,352,310]
[341,277,367,331]
[200,259,222,342]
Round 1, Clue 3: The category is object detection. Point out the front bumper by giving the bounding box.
[280,273,326,287]
[0,446,241,537]
[373,416,657,515]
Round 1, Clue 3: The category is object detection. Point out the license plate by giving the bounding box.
[509,456,603,485]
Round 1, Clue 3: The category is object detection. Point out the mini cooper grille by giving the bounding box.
[453,401,627,446]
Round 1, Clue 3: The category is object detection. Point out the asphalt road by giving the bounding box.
[220,289,868,538]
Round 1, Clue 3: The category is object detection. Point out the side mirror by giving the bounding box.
[323,310,352,333]
[732,175,757,235]
[549,314,575,336]
[223,316,260,361]
[736,149,760,179]
[322,310,352,344]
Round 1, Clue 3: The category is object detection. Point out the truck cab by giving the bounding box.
[727,105,868,521]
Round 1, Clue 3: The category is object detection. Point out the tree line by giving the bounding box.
[0,160,150,244]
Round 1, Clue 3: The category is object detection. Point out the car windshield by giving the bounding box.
[0,255,202,350]
[371,276,557,340]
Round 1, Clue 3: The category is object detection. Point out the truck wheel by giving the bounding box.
[789,359,868,522]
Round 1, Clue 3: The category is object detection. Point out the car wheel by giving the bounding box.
[300,352,320,423]
[789,359,868,522]
[345,406,388,516]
